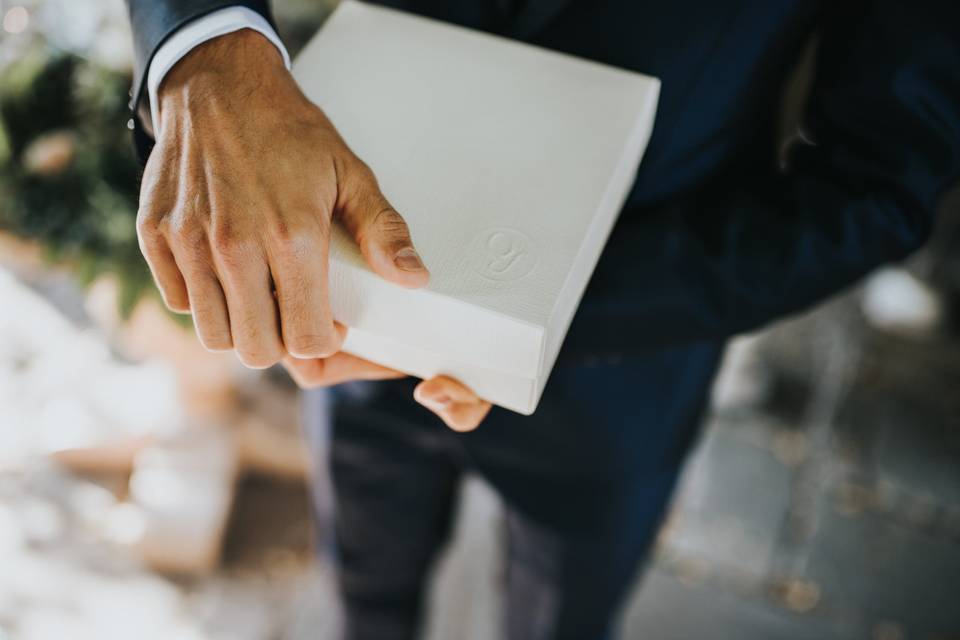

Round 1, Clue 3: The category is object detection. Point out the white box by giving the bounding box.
[293,0,660,414]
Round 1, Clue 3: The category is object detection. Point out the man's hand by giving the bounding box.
[138,29,490,431]
[138,30,428,367]
[283,355,492,432]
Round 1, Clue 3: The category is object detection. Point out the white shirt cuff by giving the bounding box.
[146,6,291,137]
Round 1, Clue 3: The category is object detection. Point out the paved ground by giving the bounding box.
[2,267,959,640]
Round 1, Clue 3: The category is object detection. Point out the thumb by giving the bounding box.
[338,162,430,289]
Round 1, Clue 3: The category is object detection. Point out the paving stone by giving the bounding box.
[870,403,960,510]
[803,504,960,637]
[619,569,861,640]
[665,422,796,578]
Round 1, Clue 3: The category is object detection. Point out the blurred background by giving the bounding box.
[1,1,959,639]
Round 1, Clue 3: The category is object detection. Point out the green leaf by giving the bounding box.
[0,118,10,166]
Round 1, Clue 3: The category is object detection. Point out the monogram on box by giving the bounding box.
[293,0,660,413]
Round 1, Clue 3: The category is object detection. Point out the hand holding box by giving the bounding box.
[293,1,660,414]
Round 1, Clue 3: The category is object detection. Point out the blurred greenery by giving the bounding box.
[0,0,334,321]
[0,46,153,318]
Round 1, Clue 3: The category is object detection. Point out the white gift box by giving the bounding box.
[293,0,660,414]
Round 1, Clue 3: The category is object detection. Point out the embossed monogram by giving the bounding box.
[472,227,537,281]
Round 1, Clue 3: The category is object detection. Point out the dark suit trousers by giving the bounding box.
[302,340,722,640]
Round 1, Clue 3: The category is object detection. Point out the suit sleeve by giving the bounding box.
[124,0,274,161]
[564,0,960,353]
[125,0,273,110]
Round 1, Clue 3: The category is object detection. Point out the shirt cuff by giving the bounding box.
[146,6,291,137]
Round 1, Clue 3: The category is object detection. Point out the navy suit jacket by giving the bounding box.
[124,0,960,365]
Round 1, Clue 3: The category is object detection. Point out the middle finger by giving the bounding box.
[214,240,285,369]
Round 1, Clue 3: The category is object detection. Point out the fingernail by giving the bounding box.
[394,247,425,272]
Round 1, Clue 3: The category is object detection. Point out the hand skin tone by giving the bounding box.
[138,29,491,431]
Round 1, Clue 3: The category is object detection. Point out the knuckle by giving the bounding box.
[373,207,410,238]
[136,208,164,243]
[163,209,191,237]
[199,332,232,352]
[286,334,338,359]
[355,207,401,250]
[191,311,230,348]
[346,156,374,182]
[343,160,379,202]
[209,220,248,257]
[209,227,234,256]
[171,221,208,256]
[269,224,313,260]
[162,293,191,314]
[177,253,213,281]
[237,345,283,369]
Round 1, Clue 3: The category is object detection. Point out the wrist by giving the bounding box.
[157,29,292,128]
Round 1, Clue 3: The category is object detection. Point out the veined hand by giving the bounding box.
[137,29,490,431]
